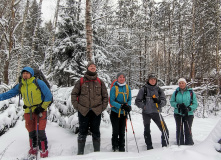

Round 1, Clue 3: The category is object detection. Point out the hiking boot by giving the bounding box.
[77,140,86,155]
[40,150,48,158]
[28,139,37,155]
[112,146,118,152]
[93,138,100,152]
[147,146,153,150]
[28,147,37,155]
[119,146,125,152]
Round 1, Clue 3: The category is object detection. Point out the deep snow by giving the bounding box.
[0,114,220,160]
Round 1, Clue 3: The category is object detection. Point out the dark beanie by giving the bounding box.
[148,73,157,80]
[117,72,126,80]
[87,61,96,69]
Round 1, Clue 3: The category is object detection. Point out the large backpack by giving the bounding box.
[18,69,53,106]
[109,79,129,108]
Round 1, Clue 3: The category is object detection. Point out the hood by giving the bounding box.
[21,66,34,77]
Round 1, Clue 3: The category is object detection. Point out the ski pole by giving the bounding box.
[153,95,169,147]
[128,112,139,153]
[178,116,182,146]
[125,116,128,152]
[36,113,42,160]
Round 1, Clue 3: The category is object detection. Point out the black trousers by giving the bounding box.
[110,111,126,150]
[78,110,101,141]
[142,113,169,147]
[174,114,194,145]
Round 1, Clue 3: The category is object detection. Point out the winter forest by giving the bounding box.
[0,0,221,158]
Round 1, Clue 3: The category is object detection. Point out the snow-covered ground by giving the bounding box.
[0,114,220,160]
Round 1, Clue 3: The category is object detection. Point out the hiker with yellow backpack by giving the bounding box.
[109,72,132,152]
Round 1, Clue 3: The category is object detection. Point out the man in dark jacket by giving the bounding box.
[0,66,52,158]
[135,73,169,150]
[71,61,108,155]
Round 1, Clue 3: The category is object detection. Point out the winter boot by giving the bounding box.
[118,134,125,152]
[162,134,169,147]
[93,138,100,152]
[28,139,37,155]
[77,140,86,155]
[111,136,118,152]
[185,135,194,145]
[40,141,48,158]
[144,124,153,150]
[147,145,153,150]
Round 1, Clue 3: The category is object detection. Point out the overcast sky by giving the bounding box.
[40,0,164,23]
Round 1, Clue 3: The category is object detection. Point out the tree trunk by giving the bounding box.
[30,0,43,67]
[190,0,196,88]
[86,0,93,61]
[17,0,29,82]
[215,0,220,92]
[77,0,81,21]
[48,0,60,74]
[3,0,15,84]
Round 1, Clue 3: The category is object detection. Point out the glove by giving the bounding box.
[121,104,131,113]
[152,97,161,104]
[187,106,191,111]
[23,105,27,109]
[34,106,45,115]
[178,103,186,110]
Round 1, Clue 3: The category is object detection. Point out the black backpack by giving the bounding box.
[18,69,53,106]
[142,85,162,103]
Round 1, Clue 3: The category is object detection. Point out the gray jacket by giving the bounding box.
[135,84,166,114]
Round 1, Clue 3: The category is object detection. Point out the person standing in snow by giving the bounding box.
[170,78,198,145]
[0,66,52,158]
[135,73,169,150]
[109,72,132,152]
[71,61,108,155]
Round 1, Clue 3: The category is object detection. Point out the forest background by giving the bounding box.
[0,0,221,135]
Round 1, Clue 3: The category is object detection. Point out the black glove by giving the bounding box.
[178,103,186,110]
[152,97,161,104]
[34,106,45,115]
[121,104,131,113]
[187,106,191,111]
[23,105,27,109]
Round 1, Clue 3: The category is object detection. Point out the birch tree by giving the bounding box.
[86,0,93,61]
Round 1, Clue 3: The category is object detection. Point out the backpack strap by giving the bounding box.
[126,84,129,100]
[175,89,193,106]
[189,90,193,105]
[80,77,84,87]
[115,84,129,103]
[96,77,101,85]
[80,77,101,86]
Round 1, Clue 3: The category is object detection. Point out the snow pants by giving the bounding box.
[78,110,101,141]
[174,114,194,145]
[110,111,126,151]
[142,113,169,148]
[24,111,48,150]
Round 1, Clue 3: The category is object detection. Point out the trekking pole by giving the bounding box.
[178,116,183,146]
[153,95,169,147]
[125,116,128,152]
[128,112,139,153]
[36,113,42,160]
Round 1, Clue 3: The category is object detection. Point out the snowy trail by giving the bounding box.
[0,116,220,160]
